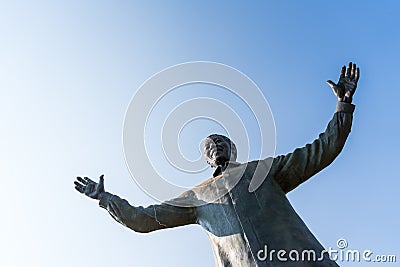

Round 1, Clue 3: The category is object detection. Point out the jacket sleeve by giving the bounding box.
[271,101,355,194]
[98,192,197,233]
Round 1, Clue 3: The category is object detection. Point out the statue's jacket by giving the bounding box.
[99,102,355,267]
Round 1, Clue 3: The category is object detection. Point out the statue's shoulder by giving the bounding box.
[195,175,220,188]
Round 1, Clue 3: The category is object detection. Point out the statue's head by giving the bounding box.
[204,134,237,168]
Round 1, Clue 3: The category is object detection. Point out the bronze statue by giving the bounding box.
[75,62,359,266]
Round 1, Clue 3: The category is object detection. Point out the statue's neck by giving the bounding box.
[212,161,241,177]
[220,162,229,172]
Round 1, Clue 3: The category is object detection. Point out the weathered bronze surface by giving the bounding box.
[75,62,360,266]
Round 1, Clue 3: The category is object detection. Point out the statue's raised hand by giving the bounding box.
[327,62,360,103]
[74,175,105,200]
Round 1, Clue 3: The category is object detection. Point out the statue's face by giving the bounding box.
[204,135,232,167]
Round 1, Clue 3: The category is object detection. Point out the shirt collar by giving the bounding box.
[212,161,241,177]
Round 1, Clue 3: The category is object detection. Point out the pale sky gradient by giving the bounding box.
[1,1,399,266]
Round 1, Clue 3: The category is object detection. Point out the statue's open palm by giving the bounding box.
[327,62,360,103]
[74,175,105,200]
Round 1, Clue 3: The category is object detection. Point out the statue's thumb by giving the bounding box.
[326,80,336,88]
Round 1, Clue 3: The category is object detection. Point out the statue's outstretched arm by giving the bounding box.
[270,62,359,193]
[74,175,197,233]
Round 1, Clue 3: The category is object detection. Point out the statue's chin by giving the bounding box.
[215,156,227,167]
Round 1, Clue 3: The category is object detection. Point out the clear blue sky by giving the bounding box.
[1,1,399,266]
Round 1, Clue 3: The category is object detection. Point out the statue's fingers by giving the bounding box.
[84,177,95,184]
[355,67,360,82]
[75,186,85,193]
[97,175,104,189]
[340,66,346,78]
[326,80,336,88]
[74,182,84,193]
[350,63,356,79]
[346,62,352,77]
[74,180,84,187]
[326,81,339,97]
[326,80,337,92]
[77,176,87,185]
